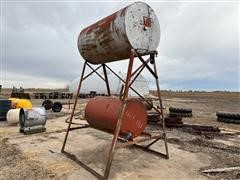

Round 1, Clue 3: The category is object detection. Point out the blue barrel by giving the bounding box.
[0,100,12,121]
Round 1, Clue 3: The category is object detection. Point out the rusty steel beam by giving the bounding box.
[86,62,106,82]
[132,144,168,159]
[152,59,169,159]
[61,61,87,152]
[103,49,135,179]
[128,57,155,111]
[137,53,158,79]
[116,134,163,149]
[102,64,111,96]
[105,64,161,114]
[119,84,124,101]
[122,49,134,100]
[69,125,89,131]
[145,136,163,149]
[82,64,102,81]
[130,58,150,78]
[62,151,103,180]
[129,58,150,87]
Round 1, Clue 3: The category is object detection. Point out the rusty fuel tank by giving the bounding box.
[78,1,160,64]
[85,97,147,138]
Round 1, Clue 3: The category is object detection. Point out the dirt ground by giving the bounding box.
[0,91,240,180]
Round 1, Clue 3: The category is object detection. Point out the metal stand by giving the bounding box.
[61,49,169,180]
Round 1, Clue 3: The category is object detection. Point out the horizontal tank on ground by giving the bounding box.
[78,1,160,64]
[85,97,147,139]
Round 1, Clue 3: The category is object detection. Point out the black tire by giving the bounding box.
[147,112,161,122]
[217,117,240,124]
[216,111,240,120]
[169,107,192,113]
[164,116,183,127]
[52,102,62,112]
[42,100,53,110]
[169,112,192,117]
[164,117,182,124]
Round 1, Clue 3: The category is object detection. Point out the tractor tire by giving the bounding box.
[42,100,53,110]
[52,102,62,112]
[169,107,192,114]
[216,111,240,120]
[169,112,192,117]
[217,116,240,124]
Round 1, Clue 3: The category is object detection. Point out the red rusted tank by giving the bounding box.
[78,1,160,64]
[85,97,147,138]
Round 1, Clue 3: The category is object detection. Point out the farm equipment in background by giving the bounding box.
[33,92,73,99]
[42,99,63,112]
[11,86,30,99]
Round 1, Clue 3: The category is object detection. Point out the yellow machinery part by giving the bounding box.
[8,98,32,109]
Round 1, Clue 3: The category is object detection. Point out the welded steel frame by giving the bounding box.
[61,49,169,180]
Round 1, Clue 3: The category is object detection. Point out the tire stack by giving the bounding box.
[164,114,183,127]
[147,112,161,123]
[169,107,192,117]
[216,111,240,124]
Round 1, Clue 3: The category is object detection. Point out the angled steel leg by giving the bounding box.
[61,61,87,152]
[102,64,111,96]
[152,60,169,159]
[103,49,134,179]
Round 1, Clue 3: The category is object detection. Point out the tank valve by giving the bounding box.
[121,132,133,141]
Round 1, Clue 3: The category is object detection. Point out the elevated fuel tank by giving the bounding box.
[85,97,147,138]
[78,1,160,64]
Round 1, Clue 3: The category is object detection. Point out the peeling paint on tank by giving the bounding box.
[78,1,160,64]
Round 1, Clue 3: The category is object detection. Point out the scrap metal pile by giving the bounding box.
[0,87,48,134]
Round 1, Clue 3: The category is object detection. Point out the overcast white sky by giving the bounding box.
[1,0,239,91]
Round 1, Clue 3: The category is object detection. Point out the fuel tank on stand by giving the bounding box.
[78,1,160,64]
[85,97,147,139]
